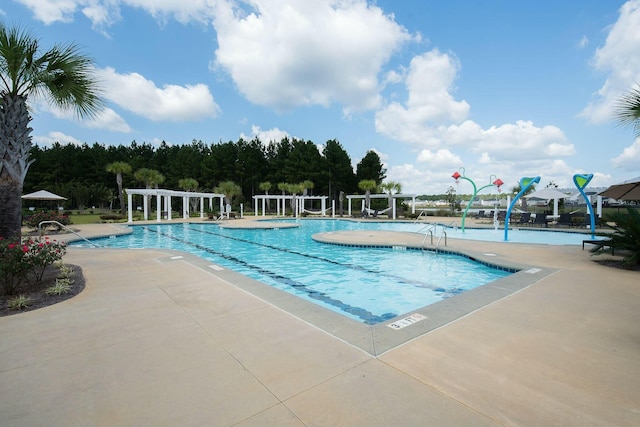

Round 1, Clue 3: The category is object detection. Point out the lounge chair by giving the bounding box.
[514,212,532,226]
[556,213,573,228]
[532,213,549,227]
[583,238,614,255]
[474,210,485,219]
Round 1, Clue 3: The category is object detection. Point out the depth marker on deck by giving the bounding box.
[388,313,426,330]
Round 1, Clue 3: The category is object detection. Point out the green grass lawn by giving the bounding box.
[68,214,104,225]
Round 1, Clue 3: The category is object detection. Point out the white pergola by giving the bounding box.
[346,193,417,219]
[253,195,330,217]
[125,188,225,223]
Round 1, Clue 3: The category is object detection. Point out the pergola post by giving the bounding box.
[200,197,205,219]
[127,193,133,223]
[262,197,266,217]
[156,195,162,222]
[183,196,189,219]
[167,196,172,220]
[143,194,149,220]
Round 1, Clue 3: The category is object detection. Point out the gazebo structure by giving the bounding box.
[346,193,417,219]
[253,195,330,217]
[125,189,225,223]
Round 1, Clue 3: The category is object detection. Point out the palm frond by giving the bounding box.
[614,86,640,138]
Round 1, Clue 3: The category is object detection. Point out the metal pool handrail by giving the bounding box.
[413,210,428,223]
[38,220,100,247]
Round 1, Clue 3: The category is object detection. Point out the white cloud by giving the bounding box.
[579,35,589,49]
[212,0,413,114]
[611,138,640,170]
[33,131,83,147]
[96,67,220,122]
[416,148,461,166]
[84,107,132,133]
[33,98,131,133]
[386,163,431,195]
[240,125,290,145]
[15,0,79,24]
[580,0,640,124]
[375,49,575,172]
[375,50,470,145]
[370,45,581,193]
[15,0,214,27]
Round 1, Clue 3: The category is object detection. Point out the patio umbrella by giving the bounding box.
[21,190,67,201]
[598,176,640,201]
[524,188,569,217]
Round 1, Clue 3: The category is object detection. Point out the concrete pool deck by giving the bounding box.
[1,218,639,426]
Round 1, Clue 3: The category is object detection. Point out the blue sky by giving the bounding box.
[2,0,640,195]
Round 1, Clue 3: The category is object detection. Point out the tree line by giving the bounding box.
[23,137,387,211]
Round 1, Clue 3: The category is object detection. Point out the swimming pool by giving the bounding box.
[78,220,513,324]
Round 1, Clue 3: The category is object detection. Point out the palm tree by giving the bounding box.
[358,179,378,214]
[178,178,198,192]
[0,24,103,238]
[106,161,132,215]
[614,85,640,139]
[134,168,165,214]
[277,182,287,195]
[134,168,165,189]
[299,180,314,213]
[178,178,199,211]
[259,181,272,194]
[379,180,402,216]
[259,181,272,212]
[285,183,306,216]
[214,181,241,217]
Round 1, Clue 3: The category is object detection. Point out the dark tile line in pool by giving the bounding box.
[315,241,520,274]
[145,226,395,325]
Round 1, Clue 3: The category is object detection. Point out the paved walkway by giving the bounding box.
[1,219,639,426]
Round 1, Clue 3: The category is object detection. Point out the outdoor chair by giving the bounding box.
[556,213,573,228]
[532,213,549,227]
[583,238,614,255]
[474,210,485,219]
[515,212,532,226]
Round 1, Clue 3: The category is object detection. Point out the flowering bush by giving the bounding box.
[0,236,67,295]
[23,211,70,231]
[0,237,32,295]
[23,237,68,285]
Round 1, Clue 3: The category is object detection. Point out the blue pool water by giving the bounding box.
[76,220,518,324]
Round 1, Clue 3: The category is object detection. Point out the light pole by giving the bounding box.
[452,168,503,232]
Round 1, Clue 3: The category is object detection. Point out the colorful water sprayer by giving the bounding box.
[504,176,540,241]
[573,173,596,239]
[452,168,503,232]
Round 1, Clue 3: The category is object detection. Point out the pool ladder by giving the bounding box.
[417,222,453,252]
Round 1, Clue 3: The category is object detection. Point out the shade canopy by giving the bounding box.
[21,190,67,201]
[599,176,640,201]
[524,188,569,200]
